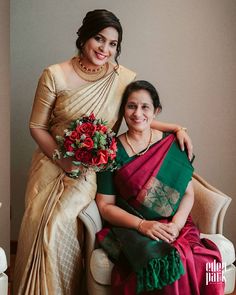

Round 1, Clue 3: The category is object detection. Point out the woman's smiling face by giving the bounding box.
[81,27,118,68]
[124,89,156,132]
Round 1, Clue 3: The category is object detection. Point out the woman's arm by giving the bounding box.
[30,128,78,173]
[29,69,79,174]
[96,193,175,243]
[168,181,194,237]
[96,193,141,229]
[151,120,193,160]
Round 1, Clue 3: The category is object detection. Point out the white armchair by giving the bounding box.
[0,247,8,295]
[79,173,235,295]
[0,201,8,295]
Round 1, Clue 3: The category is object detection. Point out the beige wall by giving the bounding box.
[0,0,10,261]
[11,0,236,249]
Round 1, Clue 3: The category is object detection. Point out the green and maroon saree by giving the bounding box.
[97,133,224,295]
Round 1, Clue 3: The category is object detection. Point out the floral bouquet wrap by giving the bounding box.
[55,113,117,178]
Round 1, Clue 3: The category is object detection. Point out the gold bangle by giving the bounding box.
[174,127,187,133]
[52,148,61,161]
[137,219,145,232]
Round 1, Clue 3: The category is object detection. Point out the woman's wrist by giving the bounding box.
[171,221,182,232]
[137,219,145,233]
[174,126,187,133]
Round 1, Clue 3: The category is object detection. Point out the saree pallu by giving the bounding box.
[13,62,136,295]
[97,134,224,295]
[111,217,224,295]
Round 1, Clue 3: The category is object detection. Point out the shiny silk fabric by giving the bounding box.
[97,136,224,295]
[13,62,136,295]
[111,217,224,295]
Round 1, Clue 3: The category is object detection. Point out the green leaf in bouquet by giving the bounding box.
[94,134,104,147]
[75,140,83,148]
[65,151,75,157]
[72,161,82,166]
[100,119,108,125]
[93,166,101,172]
[66,169,81,179]
[93,131,100,140]
[97,134,107,147]
[70,121,78,129]
[65,130,72,136]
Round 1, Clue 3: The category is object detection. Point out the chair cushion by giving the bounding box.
[90,248,114,285]
[200,233,235,266]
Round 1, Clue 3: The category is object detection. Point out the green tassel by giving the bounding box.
[136,249,184,294]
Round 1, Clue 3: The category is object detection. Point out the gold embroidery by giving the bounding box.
[142,178,180,217]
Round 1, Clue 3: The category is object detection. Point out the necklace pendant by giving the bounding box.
[72,56,109,82]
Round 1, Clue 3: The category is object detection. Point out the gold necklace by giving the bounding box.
[71,56,109,82]
[125,129,153,156]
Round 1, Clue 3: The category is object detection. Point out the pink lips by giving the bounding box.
[95,52,108,60]
[132,119,145,124]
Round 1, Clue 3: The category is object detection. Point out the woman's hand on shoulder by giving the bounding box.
[175,129,193,160]
[138,220,176,243]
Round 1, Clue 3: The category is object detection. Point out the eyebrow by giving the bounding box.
[127,101,151,105]
[97,33,118,43]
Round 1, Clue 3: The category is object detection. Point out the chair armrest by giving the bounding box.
[79,200,103,256]
[0,247,7,274]
[191,173,231,234]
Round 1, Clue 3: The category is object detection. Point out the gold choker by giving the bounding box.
[125,130,153,156]
[72,56,109,82]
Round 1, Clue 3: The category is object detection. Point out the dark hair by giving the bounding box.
[76,9,122,65]
[119,80,162,118]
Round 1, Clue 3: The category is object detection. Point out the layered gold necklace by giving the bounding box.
[125,129,153,156]
[71,56,109,82]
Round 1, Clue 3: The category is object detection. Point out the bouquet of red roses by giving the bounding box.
[55,113,117,178]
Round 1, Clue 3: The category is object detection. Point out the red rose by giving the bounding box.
[92,150,108,166]
[75,149,92,164]
[82,138,94,149]
[97,124,107,133]
[64,139,74,152]
[110,138,117,151]
[89,113,96,121]
[69,131,78,141]
[110,151,116,160]
[76,122,96,137]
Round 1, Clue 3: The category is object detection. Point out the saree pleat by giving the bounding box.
[14,63,136,295]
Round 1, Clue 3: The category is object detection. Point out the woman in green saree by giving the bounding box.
[14,9,193,295]
[96,80,224,294]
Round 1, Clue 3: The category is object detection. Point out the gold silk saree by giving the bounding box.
[13,61,136,295]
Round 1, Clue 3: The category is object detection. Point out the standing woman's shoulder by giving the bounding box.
[114,63,136,85]
[40,59,71,92]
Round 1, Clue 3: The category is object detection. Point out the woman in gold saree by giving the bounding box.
[14,9,193,295]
